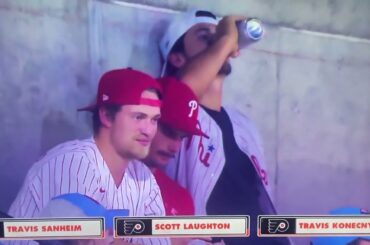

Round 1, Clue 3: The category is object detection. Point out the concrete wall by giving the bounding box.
[0,0,91,211]
[0,1,369,242]
[121,0,370,39]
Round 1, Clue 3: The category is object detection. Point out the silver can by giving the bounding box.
[237,18,264,48]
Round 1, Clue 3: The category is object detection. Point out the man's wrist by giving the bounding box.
[215,36,237,56]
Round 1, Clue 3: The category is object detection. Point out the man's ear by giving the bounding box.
[168,52,186,68]
[99,107,113,128]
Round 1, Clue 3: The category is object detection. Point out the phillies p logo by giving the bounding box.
[188,100,198,117]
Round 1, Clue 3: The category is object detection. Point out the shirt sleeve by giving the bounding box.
[4,185,40,245]
[7,184,40,219]
[8,152,97,218]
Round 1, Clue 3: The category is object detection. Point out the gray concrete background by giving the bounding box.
[121,0,370,39]
[0,1,369,241]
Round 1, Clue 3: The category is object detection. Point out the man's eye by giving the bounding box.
[151,117,159,124]
[134,114,145,120]
[160,126,174,138]
[199,34,211,42]
[202,36,211,42]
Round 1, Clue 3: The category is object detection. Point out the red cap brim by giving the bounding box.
[77,104,97,112]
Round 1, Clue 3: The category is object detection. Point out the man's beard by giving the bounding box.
[218,61,232,76]
[207,38,232,76]
[182,48,232,76]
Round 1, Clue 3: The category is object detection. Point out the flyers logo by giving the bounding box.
[267,219,289,234]
[122,220,145,235]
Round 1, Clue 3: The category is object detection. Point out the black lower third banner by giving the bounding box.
[0,221,4,238]
[259,215,370,237]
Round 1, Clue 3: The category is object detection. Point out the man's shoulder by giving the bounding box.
[154,170,195,215]
[154,169,175,186]
[28,138,97,176]
[223,106,252,122]
[198,106,254,128]
[154,170,189,195]
[223,106,260,133]
[40,138,98,161]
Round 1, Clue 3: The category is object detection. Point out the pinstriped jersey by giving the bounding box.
[8,137,170,245]
[166,106,271,216]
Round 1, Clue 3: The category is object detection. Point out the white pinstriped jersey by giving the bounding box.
[166,106,271,216]
[8,137,170,245]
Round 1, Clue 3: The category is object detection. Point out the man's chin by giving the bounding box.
[131,148,150,160]
[156,155,171,166]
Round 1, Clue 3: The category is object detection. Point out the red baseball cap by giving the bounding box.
[78,68,162,111]
[159,77,208,138]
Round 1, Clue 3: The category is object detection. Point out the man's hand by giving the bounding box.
[214,15,246,57]
[177,15,246,105]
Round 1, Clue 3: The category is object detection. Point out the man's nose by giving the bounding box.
[140,119,158,137]
[168,137,182,154]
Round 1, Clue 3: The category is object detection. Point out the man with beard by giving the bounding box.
[160,10,290,245]
[143,77,208,245]
[143,77,205,217]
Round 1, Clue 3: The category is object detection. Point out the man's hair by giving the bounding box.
[92,104,122,136]
[165,34,185,76]
[92,88,161,135]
